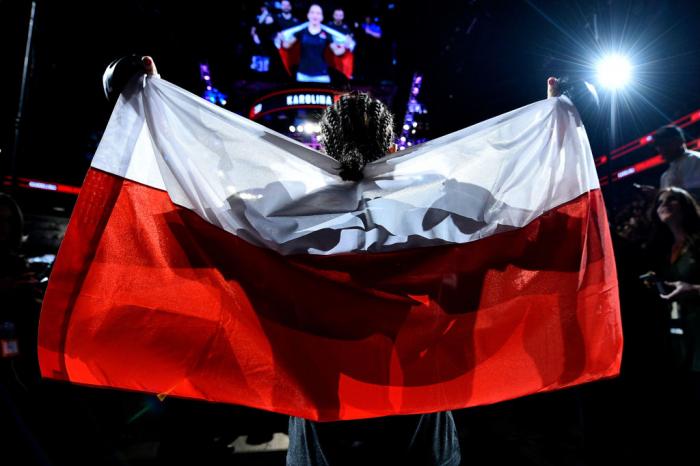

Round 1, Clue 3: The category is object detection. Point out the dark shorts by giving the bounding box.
[286,411,461,466]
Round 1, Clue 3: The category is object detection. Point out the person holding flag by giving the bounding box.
[276,4,355,83]
[40,54,621,465]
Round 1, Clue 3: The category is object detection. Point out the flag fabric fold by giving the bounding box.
[38,76,622,421]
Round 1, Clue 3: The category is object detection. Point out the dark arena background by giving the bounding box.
[2,1,700,465]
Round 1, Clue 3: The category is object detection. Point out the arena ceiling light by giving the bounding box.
[596,54,632,90]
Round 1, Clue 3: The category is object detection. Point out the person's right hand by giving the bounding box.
[640,270,657,289]
[142,56,159,76]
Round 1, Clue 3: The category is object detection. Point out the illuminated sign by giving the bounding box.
[286,94,334,106]
[2,176,81,195]
[249,88,341,119]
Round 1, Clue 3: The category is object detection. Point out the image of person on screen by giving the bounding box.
[280,4,349,83]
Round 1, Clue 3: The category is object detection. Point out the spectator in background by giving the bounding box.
[250,3,276,73]
[645,186,700,464]
[0,193,24,263]
[361,16,382,39]
[327,8,351,35]
[0,193,40,383]
[648,187,700,370]
[656,125,700,198]
[0,193,27,352]
[276,0,300,31]
[353,16,383,82]
[251,4,275,45]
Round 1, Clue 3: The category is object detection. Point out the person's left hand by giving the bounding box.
[344,34,356,51]
[660,281,700,300]
[547,77,560,98]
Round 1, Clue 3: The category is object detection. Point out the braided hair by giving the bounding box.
[320,91,395,181]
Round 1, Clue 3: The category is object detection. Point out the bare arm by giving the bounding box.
[661,281,700,300]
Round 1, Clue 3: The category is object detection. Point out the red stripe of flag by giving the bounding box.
[38,168,622,421]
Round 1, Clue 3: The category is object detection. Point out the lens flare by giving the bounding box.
[596,54,632,90]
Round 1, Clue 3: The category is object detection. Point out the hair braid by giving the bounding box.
[320,110,342,163]
[320,92,395,181]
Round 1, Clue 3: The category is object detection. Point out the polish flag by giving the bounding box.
[38,76,622,421]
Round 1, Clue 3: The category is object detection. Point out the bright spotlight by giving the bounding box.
[596,54,632,90]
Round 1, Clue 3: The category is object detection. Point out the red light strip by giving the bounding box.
[612,155,665,181]
[609,108,700,161]
[605,137,700,183]
[2,176,81,195]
